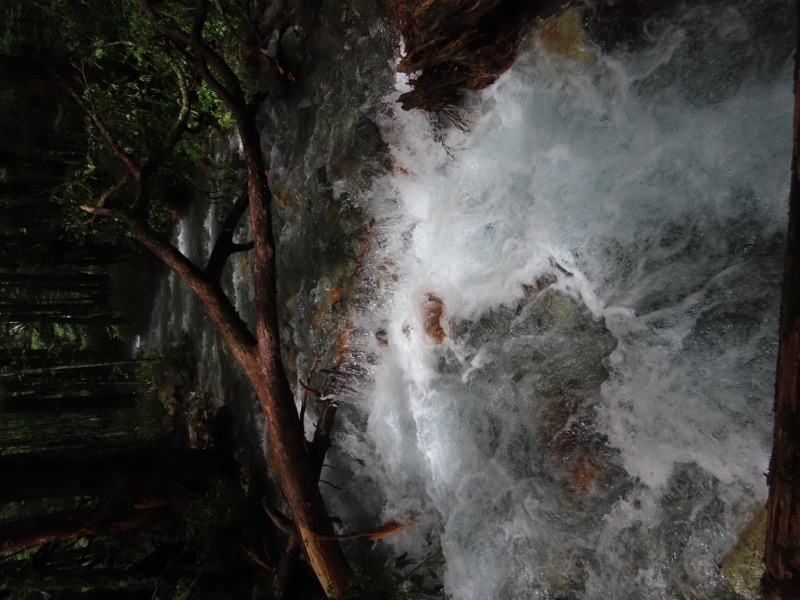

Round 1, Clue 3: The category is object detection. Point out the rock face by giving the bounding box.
[263,0,396,402]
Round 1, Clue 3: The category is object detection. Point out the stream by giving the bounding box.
[142,1,795,598]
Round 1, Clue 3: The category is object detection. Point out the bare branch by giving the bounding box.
[70,90,142,184]
[312,514,419,542]
[99,172,131,208]
[299,349,326,433]
[213,0,248,44]
[244,545,276,574]
[104,40,137,48]
[298,379,322,398]
[79,204,258,362]
[204,191,254,282]
[79,205,125,219]
[81,173,131,224]
[168,39,237,112]
[261,499,297,538]
[129,67,193,217]
[148,67,191,170]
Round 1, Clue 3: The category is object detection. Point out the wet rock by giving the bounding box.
[422,293,447,343]
[280,25,304,68]
[721,506,766,599]
[259,59,289,98]
[330,117,391,194]
[265,0,396,419]
[536,7,596,62]
[266,27,281,58]
[564,455,607,495]
[158,382,181,415]
[259,0,285,32]
[542,388,615,497]
[583,0,684,52]
[545,389,592,462]
[152,339,196,416]
[522,272,557,295]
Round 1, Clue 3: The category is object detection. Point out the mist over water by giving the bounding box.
[340,3,794,598]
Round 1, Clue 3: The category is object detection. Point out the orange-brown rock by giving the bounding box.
[422,293,447,342]
[544,389,591,462]
[542,389,612,496]
[536,8,595,62]
[564,455,606,495]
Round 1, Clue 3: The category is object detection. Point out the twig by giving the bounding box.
[146,67,191,171]
[103,40,138,47]
[260,499,296,538]
[82,172,131,225]
[213,0,248,44]
[299,349,326,433]
[312,514,419,542]
[243,545,276,574]
[70,90,142,184]
[298,379,322,397]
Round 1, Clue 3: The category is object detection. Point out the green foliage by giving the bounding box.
[5,0,264,249]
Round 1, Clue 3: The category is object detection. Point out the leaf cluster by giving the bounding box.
[7,0,262,246]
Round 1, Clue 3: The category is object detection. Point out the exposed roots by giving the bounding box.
[392,0,559,112]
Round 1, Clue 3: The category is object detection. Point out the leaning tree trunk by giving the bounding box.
[71,3,353,593]
[764,14,800,600]
[123,118,349,598]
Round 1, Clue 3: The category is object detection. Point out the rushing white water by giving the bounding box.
[138,1,794,597]
[329,3,794,599]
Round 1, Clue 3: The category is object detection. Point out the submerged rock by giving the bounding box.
[422,292,447,343]
[536,7,596,62]
[721,506,766,599]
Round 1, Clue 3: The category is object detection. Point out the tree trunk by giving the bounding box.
[237,110,351,597]
[75,4,354,594]
[122,143,350,597]
[764,15,800,600]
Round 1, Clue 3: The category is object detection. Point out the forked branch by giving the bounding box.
[138,0,247,115]
[204,191,254,283]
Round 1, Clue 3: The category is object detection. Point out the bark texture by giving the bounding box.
[74,3,351,595]
[764,15,800,600]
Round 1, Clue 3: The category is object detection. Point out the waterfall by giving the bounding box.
[333,2,795,598]
[140,0,795,597]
